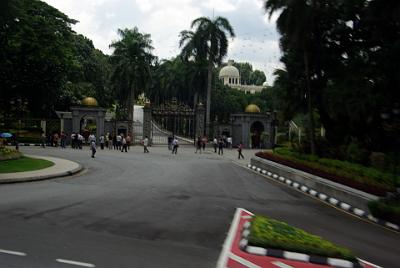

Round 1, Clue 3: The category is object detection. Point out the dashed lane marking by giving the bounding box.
[56,259,95,267]
[0,249,27,256]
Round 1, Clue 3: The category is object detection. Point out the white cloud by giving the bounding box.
[42,0,282,83]
[202,0,238,12]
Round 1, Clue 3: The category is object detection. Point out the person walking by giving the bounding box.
[201,136,207,151]
[238,141,244,159]
[195,137,202,154]
[126,134,132,150]
[99,134,105,150]
[143,136,150,153]
[116,134,122,150]
[112,134,117,150]
[78,133,84,149]
[227,136,232,149]
[172,137,179,154]
[218,138,224,155]
[121,136,127,152]
[168,135,173,150]
[41,131,46,148]
[60,131,66,148]
[90,140,96,158]
[213,137,218,153]
[105,133,109,149]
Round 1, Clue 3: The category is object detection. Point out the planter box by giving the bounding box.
[251,156,379,212]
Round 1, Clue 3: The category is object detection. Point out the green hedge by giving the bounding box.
[274,147,399,191]
[249,215,356,261]
[368,199,400,225]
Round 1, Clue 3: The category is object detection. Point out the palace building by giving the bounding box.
[218,60,267,94]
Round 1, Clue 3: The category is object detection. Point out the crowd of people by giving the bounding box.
[38,131,244,159]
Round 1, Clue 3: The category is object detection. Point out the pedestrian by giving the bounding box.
[105,133,109,149]
[213,137,218,153]
[78,133,84,149]
[172,137,179,154]
[201,136,207,151]
[143,136,150,153]
[126,134,132,150]
[99,134,105,150]
[238,141,244,159]
[121,136,128,152]
[41,131,46,148]
[116,134,122,150]
[218,138,224,155]
[168,135,173,150]
[108,133,113,150]
[90,140,96,158]
[89,133,96,144]
[227,136,232,149]
[112,134,117,150]
[60,131,66,148]
[53,132,59,147]
[195,136,202,154]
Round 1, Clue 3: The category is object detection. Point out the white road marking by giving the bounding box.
[216,208,244,268]
[242,215,252,219]
[56,259,95,267]
[272,261,294,268]
[229,253,261,268]
[0,249,27,256]
[357,258,383,268]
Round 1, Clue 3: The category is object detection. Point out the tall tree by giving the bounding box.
[265,0,323,154]
[0,0,77,117]
[109,27,154,134]
[179,16,235,135]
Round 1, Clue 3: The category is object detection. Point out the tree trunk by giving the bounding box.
[205,61,213,136]
[304,50,316,154]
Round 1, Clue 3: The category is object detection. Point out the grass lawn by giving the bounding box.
[0,156,54,173]
[248,215,356,261]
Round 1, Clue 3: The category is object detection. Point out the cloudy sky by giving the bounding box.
[43,0,283,84]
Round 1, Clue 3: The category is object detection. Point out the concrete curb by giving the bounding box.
[247,163,400,233]
[0,157,84,184]
[240,219,363,268]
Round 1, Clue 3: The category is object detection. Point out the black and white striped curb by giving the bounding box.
[240,220,362,268]
[247,164,400,232]
[7,143,42,147]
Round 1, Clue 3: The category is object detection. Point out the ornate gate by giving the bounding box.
[142,99,205,145]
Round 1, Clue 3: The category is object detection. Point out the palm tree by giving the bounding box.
[265,0,317,154]
[109,27,154,135]
[179,16,235,136]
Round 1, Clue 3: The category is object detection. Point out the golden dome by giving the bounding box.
[245,104,261,113]
[81,97,98,107]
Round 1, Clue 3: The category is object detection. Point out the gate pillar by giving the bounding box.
[143,101,152,142]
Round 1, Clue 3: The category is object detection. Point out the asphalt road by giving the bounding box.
[0,146,399,268]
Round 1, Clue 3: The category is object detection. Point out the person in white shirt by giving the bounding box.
[172,137,179,154]
[116,134,122,150]
[121,137,127,152]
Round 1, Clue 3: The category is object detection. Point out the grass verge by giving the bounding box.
[248,215,356,261]
[0,156,54,173]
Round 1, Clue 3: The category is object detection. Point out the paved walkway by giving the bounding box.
[0,154,82,183]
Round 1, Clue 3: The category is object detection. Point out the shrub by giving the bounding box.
[256,148,399,195]
[369,152,387,171]
[0,146,22,161]
[249,215,356,261]
[345,141,369,165]
[368,198,400,225]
